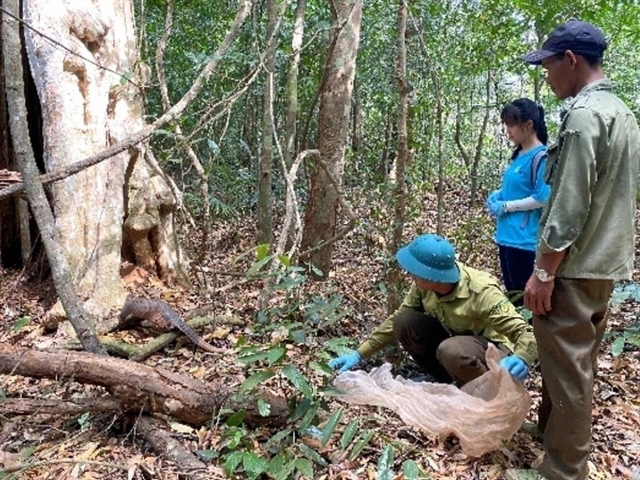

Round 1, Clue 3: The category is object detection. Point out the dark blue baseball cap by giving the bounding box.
[521,19,607,65]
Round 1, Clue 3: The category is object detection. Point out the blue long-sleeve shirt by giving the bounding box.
[494,145,550,251]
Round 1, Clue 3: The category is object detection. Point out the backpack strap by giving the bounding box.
[519,149,547,229]
[530,149,547,186]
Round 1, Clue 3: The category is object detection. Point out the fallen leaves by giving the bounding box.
[0,190,639,479]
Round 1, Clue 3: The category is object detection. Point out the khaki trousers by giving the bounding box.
[392,309,508,385]
[534,277,614,480]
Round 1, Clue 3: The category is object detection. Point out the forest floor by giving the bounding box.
[0,188,639,480]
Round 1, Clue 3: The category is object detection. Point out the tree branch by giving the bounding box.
[0,0,255,200]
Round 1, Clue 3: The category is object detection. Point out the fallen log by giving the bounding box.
[135,416,207,471]
[0,345,223,425]
[0,344,220,424]
[0,397,123,416]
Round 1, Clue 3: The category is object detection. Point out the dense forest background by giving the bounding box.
[139,0,640,234]
[0,0,639,479]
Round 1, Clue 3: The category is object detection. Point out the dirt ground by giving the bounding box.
[0,193,639,479]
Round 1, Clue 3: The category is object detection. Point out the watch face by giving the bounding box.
[536,268,552,282]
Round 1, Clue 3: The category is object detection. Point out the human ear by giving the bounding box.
[565,50,578,67]
[524,119,534,133]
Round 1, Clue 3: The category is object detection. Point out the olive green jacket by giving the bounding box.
[539,79,640,279]
[357,263,537,365]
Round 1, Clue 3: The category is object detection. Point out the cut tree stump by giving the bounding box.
[0,344,288,427]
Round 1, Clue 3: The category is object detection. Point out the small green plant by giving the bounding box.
[604,320,640,356]
[201,339,375,479]
[12,316,31,332]
[201,245,375,479]
[376,443,430,480]
[77,412,92,432]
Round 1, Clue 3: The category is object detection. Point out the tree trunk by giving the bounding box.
[300,0,362,278]
[351,77,362,152]
[386,0,408,314]
[2,0,105,354]
[435,76,444,236]
[19,0,190,322]
[257,0,278,245]
[0,24,20,268]
[23,0,129,317]
[469,68,492,207]
[282,0,306,252]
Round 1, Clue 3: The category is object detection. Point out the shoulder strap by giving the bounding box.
[530,149,546,186]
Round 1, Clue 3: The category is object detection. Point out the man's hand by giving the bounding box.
[498,355,529,382]
[329,351,362,373]
[524,274,554,315]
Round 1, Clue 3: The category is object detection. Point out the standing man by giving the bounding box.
[512,19,640,480]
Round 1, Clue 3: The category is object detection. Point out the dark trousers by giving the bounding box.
[534,278,613,480]
[498,245,536,306]
[392,309,508,385]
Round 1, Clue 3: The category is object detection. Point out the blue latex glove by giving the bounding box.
[487,189,501,204]
[499,355,528,382]
[487,198,507,217]
[329,351,362,373]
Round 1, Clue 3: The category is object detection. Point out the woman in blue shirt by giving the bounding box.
[487,98,550,305]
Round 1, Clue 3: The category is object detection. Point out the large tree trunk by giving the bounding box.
[300,0,362,278]
[22,0,187,321]
[3,0,105,354]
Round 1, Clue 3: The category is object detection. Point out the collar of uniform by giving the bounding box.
[438,262,471,302]
[566,78,612,110]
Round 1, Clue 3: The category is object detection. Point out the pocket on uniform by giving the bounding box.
[544,141,560,183]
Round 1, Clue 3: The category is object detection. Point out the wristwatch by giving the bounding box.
[534,267,555,283]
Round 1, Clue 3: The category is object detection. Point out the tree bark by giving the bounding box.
[387,0,408,314]
[300,0,363,278]
[282,0,306,252]
[2,0,105,354]
[0,344,289,427]
[22,0,138,317]
[0,1,254,323]
[469,68,492,207]
[257,0,278,245]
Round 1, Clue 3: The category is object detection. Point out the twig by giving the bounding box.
[3,458,130,474]
[257,149,319,310]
